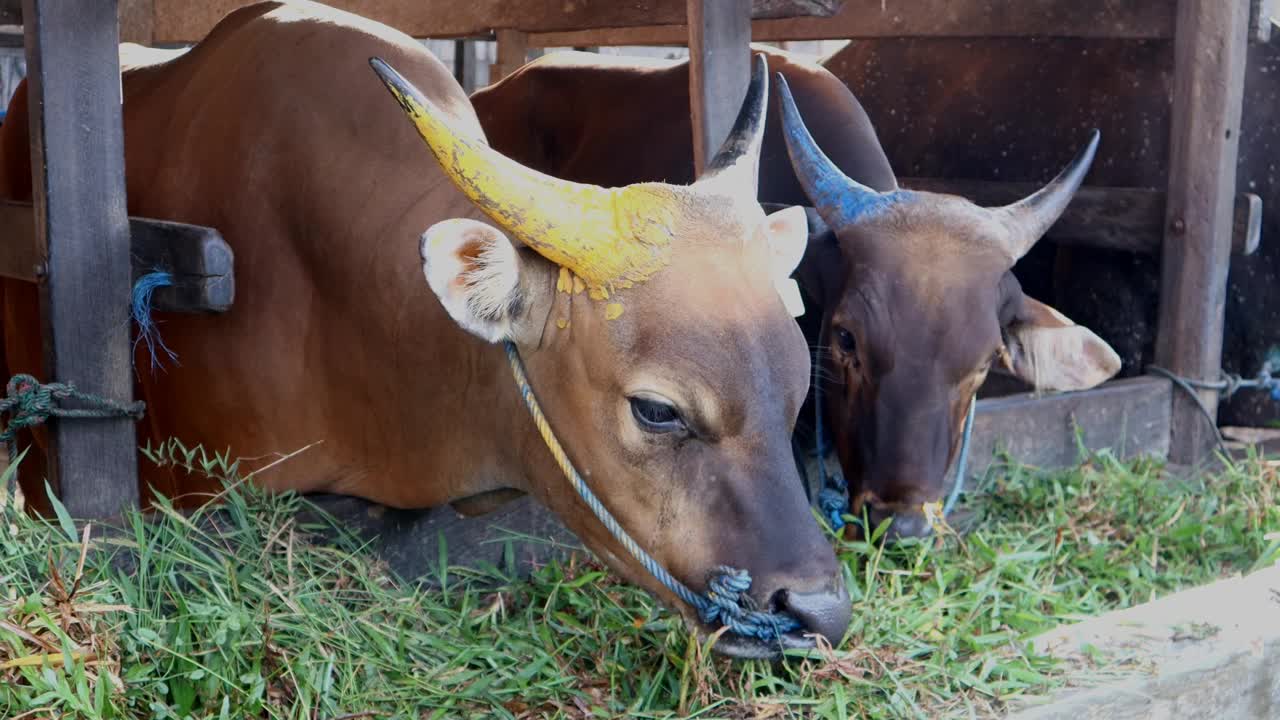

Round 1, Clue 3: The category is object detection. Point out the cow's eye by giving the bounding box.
[630,396,685,433]
[835,326,857,355]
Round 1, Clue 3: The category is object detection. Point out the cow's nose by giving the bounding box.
[773,578,852,647]
[866,504,933,541]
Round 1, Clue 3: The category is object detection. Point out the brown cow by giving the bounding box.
[0,1,848,657]
[472,49,1121,538]
[824,37,1280,431]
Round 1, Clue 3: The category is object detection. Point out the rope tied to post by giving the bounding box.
[0,374,146,450]
[502,341,801,644]
[1148,349,1280,452]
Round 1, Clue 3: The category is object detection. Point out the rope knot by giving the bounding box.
[1,374,66,440]
[697,566,802,642]
[0,373,146,445]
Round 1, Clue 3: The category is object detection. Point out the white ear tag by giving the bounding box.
[776,278,805,317]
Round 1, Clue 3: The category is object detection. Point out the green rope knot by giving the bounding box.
[0,373,145,444]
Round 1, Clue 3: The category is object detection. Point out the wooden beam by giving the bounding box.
[22,0,138,518]
[118,0,156,45]
[687,0,751,174]
[752,0,844,20]
[530,0,1176,47]
[968,376,1173,478]
[898,179,1262,256]
[0,201,235,314]
[1155,0,1250,465]
[143,0,838,45]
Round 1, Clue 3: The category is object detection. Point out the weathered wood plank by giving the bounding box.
[23,0,138,518]
[118,0,156,45]
[530,0,1176,47]
[1155,0,1250,464]
[687,0,751,174]
[898,179,1262,256]
[0,201,234,314]
[968,376,1173,477]
[144,0,838,44]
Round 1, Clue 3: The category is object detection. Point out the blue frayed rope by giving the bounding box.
[503,341,801,644]
[131,270,178,370]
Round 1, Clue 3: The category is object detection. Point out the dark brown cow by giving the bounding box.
[825,36,1280,430]
[0,1,849,657]
[472,48,1121,538]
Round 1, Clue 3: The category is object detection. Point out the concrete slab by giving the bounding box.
[1006,563,1280,719]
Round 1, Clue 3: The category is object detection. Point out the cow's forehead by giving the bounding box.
[839,196,1012,277]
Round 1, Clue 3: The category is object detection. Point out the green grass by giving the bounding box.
[2,445,1279,719]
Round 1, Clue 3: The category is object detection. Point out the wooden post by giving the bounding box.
[1155,0,1250,464]
[490,29,528,84]
[687,0,752,174]
[22,0,139,517]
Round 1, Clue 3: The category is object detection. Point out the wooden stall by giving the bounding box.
[0,0,1269,577]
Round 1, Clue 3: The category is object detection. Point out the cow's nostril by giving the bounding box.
[776,580,852,647]
[767,588,789,615]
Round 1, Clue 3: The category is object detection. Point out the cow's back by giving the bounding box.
[473,45,898,202]
[0,0,512,508]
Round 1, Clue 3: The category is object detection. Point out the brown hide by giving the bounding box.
[826,37,1280,428]
[472,46,898,202]
[0,1,848,654]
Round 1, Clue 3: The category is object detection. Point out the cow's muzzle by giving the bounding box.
[865,501,934,540]
[707,576,852,659]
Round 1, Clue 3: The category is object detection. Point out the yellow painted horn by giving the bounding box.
[369,57,675,295]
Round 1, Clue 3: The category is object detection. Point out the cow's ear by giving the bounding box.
[420,218,552,345]
[762,205,808,278]
[762,205,809,316]
[1001,296,1121,391]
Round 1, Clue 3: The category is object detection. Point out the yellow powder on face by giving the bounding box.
[556,318,570,329]
[556,267,571,293]
[572,275,586,295]
[605,303,625,321]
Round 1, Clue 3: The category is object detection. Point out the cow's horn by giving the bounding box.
[996,130,1100,261]
[370,57,671,292]
[776,73,893,229]
[696,54,768,194]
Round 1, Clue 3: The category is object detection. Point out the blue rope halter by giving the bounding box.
[502,341,801,643]
[812,344,976,532]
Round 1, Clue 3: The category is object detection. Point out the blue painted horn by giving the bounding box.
[775,72,898,229]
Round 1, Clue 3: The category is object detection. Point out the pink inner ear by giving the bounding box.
[454,237,486,271]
